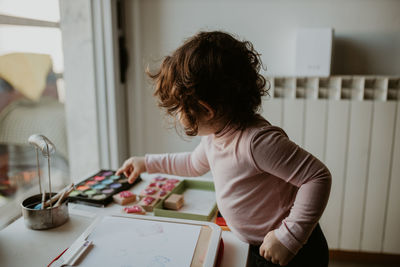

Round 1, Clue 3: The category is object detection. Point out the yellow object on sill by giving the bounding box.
[0,53,52,101]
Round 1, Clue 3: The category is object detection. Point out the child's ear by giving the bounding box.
[198,100,215,121]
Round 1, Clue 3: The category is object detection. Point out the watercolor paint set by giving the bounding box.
[68,170,142,206]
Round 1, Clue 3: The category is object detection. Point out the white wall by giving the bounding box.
[125,0,400,156]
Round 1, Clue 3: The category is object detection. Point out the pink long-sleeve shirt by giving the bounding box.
[145,118,331,254]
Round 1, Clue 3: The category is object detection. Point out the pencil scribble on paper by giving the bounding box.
[146,255,171,267]
[135,223,164,237]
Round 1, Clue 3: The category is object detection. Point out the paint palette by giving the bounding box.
[68,170,142,206]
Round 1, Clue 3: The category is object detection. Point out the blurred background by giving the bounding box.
[0,0,67,228]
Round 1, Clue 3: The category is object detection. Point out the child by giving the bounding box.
[117,31,331,267]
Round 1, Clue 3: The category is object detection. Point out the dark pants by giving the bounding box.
[247,224,329,267]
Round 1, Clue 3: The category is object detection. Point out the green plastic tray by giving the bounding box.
[153,179,217,221]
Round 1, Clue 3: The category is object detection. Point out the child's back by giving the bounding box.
[145,116,331,261]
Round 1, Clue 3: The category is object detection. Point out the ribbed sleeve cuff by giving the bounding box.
[274,224,303,255]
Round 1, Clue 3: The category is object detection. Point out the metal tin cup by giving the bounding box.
[21,193,69,230]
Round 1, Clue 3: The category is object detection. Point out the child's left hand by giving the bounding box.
[259,230,294,266]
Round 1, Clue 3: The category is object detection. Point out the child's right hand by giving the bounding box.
[260,230,294,266]
[116,156,146,183]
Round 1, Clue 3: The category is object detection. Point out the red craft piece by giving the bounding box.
[143,196,155,205]
[216,217,227,226]
[144,188,157,195]
[159,190,168,197]
[124,205,145,214]
[119,191,134,198]
[161,183,175,191]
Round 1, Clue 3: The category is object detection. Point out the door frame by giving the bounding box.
[60,0,128,180]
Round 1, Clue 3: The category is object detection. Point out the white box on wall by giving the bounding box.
[295,28,333,77]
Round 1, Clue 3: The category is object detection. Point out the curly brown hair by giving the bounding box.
[147,31,268,136]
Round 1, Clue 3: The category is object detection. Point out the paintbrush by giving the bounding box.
[54,186,74,208]
[43,183,74,208]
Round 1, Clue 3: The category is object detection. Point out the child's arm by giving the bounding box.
[250,126,332,257]
[145,138,210,177]
[117,138,210,183]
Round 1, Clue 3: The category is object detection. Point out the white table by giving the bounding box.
[0,208,248,267]
[0,208,95,267]
[0,175,249,267]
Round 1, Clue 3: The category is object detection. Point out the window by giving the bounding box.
[0,0,69,228]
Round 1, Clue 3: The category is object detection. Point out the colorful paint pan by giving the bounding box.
[69,190,81,197]
[77,185,90,191]
[101,179,113,185]
[110,175,120,180]
[94,176,106,181]
[92,184,106,190]
[85,190,97,196]
[102,171,113,176]
[86,180,97,186]
[92,194,107,200]
[102,188,114,194]
[110,183,122,189]
[118,178,129,183]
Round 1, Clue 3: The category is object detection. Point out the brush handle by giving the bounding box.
[43,183,74,208]
[41,190,46,210]
[54,187,74,207]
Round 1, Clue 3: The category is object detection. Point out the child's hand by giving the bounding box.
[259,230,294,266]
[116,157,146,183]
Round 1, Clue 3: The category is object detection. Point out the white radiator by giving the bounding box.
[261,76,400,254]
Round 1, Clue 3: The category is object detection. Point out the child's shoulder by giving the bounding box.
[246,116,288,138]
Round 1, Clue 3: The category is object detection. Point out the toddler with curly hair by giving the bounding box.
[117,31,331,267]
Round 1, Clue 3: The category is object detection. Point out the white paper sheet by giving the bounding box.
[79,216,201,267]
[179,189,216,216]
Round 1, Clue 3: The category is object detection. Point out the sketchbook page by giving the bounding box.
[80,216,201,267]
